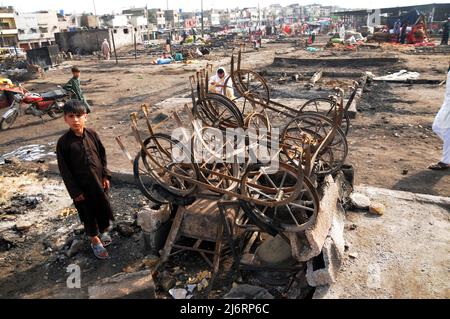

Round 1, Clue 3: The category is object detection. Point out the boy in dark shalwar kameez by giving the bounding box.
[56,100,114,259]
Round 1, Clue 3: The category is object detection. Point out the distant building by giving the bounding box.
[148,9,166,29]
[100,14,129,28]
[0,6,18,46]
[57,12,70,31]
[164,10,180,29]
[80,14,98,28]
[122,7,147,17]
[35,11,60,46]
[129,16,147,29]
[180,12,197,29]
[55,26,141,54]
[218,9,231,26]
[204,9,220,27]
[15,12,40,49]
[332,3,450,31]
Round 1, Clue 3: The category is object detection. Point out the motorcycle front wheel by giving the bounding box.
[0,109,19,130]
[48,102,64,119]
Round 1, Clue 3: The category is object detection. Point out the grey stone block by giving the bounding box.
[88,269,156,299]
[306,237,343,287]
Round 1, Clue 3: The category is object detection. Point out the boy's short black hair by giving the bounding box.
[71,66,80,73]
[63,99,87,115]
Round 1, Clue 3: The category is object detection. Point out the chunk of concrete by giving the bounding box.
[255,234,294,266]
[349,193,371,210]
[306,237,343,287]
[328,203,346,256]
[288,174,338,262]
[88,269,156,299]
[136,206,170,233]
[137,206,171,254]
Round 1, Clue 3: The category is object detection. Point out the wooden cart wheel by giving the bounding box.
[225,69,270,114]
[300,98,350,136]
[134,150,169,205]
[140,133,198,196]
[191,126,242,192]
[239,163,319,233]
[192,94,244,129]
[244,111,271,134]
[281,113,348,175]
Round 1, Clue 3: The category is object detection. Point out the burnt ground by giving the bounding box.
[0,37,449,298]
[0,39,447,196]
[0,162,238,299]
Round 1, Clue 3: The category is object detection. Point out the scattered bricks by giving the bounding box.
[306,237,343,287]
[349,192,371,210]
[289,174,338,262]
[88,269,156,299]
[369,203,385,216]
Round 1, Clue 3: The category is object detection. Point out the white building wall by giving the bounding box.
[35,11,60,43]
[15,13,41,42]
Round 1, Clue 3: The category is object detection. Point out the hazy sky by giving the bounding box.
[2,0,449,14]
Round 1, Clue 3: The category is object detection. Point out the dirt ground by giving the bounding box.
[0,36,449,298]
[0,39,448,196]
[315,185,450,299]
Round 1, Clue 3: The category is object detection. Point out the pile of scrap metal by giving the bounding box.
[0,60,44,82]
[117,50,357,297]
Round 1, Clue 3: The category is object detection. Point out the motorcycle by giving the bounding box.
[0,86,72,130]
[0,78,26,110]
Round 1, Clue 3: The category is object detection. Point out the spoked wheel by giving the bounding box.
[244,112,271,134]
[133,151,169,205]
[239,163,319,234]
[299,98,350,136]
[48,102,65,119]
[225,69,270,114]
[140,133,199,197]
[191,126,242,192]
[281,113,348,175]
[193,94,244,129]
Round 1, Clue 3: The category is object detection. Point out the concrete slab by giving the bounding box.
[273,56,399,67]
[289,174,339,262]
[313,186,450,299]
[88,269,156,299]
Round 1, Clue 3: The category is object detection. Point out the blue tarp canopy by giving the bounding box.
[387,9,422,27]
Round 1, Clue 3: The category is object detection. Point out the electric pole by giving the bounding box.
[201,0,204,37]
